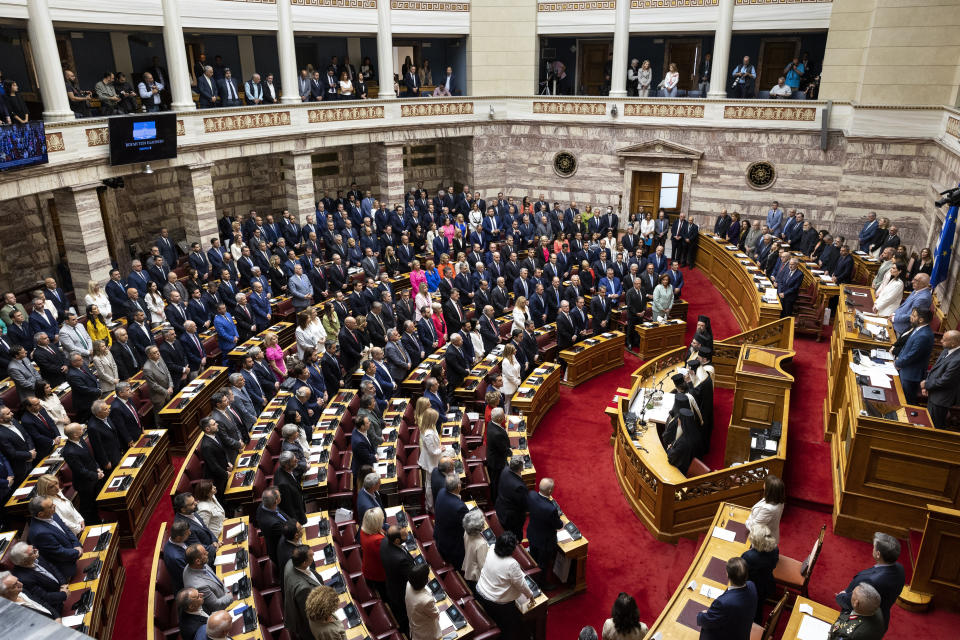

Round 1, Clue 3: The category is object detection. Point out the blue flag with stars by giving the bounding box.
[931,182,960,290]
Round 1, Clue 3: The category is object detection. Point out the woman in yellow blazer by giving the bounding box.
[85,304,112,346]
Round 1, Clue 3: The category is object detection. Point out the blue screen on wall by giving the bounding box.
[0,121,49,172]
[108,113,177,166]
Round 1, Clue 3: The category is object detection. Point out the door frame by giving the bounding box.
[617,139,702,220]
[664,38,703,91]
[575,38,612,96]
[631,171,661,218]
[757,37,801,89]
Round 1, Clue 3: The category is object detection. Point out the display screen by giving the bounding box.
[108,113,177,166]
[0,121,49,172]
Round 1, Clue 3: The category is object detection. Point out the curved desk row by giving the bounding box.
[694,233,781,330]
[611,340,794,542]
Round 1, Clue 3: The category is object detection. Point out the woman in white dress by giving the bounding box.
[873,262,905,318]
[295,310,318,361]
[418,408,443,512]
[195,478,226,538]
[36,474,84,535]
[84,279,111,321]
[659,63,680,97]
[745,474,786,544]
[469,205,483,233]
[639,211,655,247]
[500,344,521,414]
[145,281,166,325]
[512,296,532,334]
[414,286,432,323]
[307,307,327,355]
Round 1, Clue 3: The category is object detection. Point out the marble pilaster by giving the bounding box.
[374,143,406,208]
[179,163,219,248]
[281,152,317,224]
[52,183,112,286]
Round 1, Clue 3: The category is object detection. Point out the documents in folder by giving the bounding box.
[797,614,832,640]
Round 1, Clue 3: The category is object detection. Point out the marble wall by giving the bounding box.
[0,195,59,294]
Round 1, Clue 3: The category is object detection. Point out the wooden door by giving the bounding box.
[664,39,702,91]
[631,171,660,218]
[578,41,611,96]
[758,39,800,91]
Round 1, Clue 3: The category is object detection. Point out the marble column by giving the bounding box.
[374,143,405,206]
[277,0,300,104]
[160,0,196,111]
[281,152,317,224]
[179,163,219,247]
[609,0,630,97]
[26,0,74,121]
[376,0,395,99]
[707,0,734,99]
[53,184,112,286]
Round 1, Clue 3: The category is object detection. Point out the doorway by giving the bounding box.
[577,40,612,95]
[393,45,416,79]
[664,39,702,92]
[758,38,800,91]
[631,172,661,216]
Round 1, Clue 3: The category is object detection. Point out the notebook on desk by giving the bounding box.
[703,556,729,584]
[676,599,704,630]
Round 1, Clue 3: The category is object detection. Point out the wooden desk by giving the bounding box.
[725,346,794,466]
[214,517,265,640]
[63,522,125,639]
[646,298,689,323]
[694,233,781,330]
[634,320,686,360]
[158,365,230,453]
[829,364,960,541]
[224,392,292,503]
[781,596,840,640]
[5,441,70,519]
[559,331,625,387]
[227,321,295,366]
[554,501,589,596]
[645,503,751,639]
[852,251,882,285]
[824,285,894,440]
[511,362,562,437]
[96,429,173,546]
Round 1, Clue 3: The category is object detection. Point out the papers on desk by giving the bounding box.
[850,291,868,297]
[214,553,236,566]
[557,528,574,543]
[629,390,675,424]
[868,373,892,389]
[63,613,86,628]
[223,572,244,588]
[319,567,339,582]
[108,476,126,489]
[225,524,244,540]
[871,349,894,361]
[763,289,779,304]
[375,462,391,477]
[309,453,322,463]
[121,456,137,468]
[29,465,48,476]
[305,514,326,526]
[798,603,814,615]
[736,252,748,258]
[384,505,404,518]
[466,412,480,421]
[304,466,319,478]
[180,392,198,399]
[797,614,832,640]
[751,436,778,452]
[699,584,724,600]
[12,487,31,498]
[819,275,835,284]
[711,526,736,542]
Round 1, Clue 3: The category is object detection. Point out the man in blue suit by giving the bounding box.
[893,273,932,336]
[858,212,879,252]
[647,245,668,274]
[424,377,447,418]
[527,478,564,588]
[777,257,804,318]
[667,262,684,298]
[697,557,757,640]
[213,303,238,364]
[361,359,388,413]
[433,474,469,569]
[28,298,59,342]
[894,308,934,404]
[835,532,905,635]
[350,417,378,479]
[27,495,83,581]
[162,519,191,591]
[356,473,383,526]
[831,244,855,285]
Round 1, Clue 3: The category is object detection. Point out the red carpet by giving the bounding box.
[112,266,960,639]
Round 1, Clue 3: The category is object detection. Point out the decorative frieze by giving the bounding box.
[85,127,109,147]
[723,105,817,121]
[623,103,705,118]
[177,120,186,136]
[538,0,829,9]
[291,0,376,7]
[947,117,960,141]
[538,1,615,10]
[400,102,474,117]
[45,132,65,152]
[392,1,469,9]
[308,105,385,123]
[533,101,606,116]
[632,0,716,7]
[217,0,276,4]
[202,111,291,133]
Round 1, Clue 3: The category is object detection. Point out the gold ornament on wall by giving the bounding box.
[746,161,777,190]
[553,151,578,178]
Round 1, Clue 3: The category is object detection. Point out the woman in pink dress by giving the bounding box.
[263,331,286,382]
[409,259,427,296]
[442,219,456,244]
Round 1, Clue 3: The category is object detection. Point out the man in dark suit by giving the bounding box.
[625,279,645,352]
[485,408,511,506]
[591,285,611,335]
[830,245,855,286]
[527,478,564,588]
[433,474,469,569]
[404,66,420,97]
[179,322,208,375]
[173,492,220,560]
[670,214,689,266]
[162,519,191,592]
[495,456,529,540]
[0,406,37,487]
[28,299,59,342]
[776,257,804,317]
[126,311,154,365]
[217,68,241,107]
[159,329,189,390]
[87,400,125,472]
[275,452,308,525]
[556,301,577,353]
[350,418,378,479]
[255,487,288,567]
[174,587,208,640]
[20,396,62,460]
[26,496,83,580]
[894,308,934,405]
[696,557,758,640]
[478,306,500,354]
[67,356,101,423]
[196,66,219,107]
[921,329,960,430]
[380,525,414,635]
[10,540,68,614]
[444,334,470,398]
[835,532,906,635]
[60,423,104,524]
[338,317,364,377]
[320,344,342,398]
[198,418,232,497]
[282,545,323,640]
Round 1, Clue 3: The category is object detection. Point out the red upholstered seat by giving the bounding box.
[460,599,501,639]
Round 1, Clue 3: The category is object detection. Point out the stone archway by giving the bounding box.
[617,139,703,219]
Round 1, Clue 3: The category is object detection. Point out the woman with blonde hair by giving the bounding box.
[431,302,447,346]
[85,304,112,346]
[84,280,111,321]
[413,396,432,428]
[637,59,653,97]
[307,306,327,355]
[91,339,119,396]
[741,524,779,623]
[500,344,521,414]
[659,62,680,97]
[263,331,286,381]
[305,585,347,640]
[36,474,84,535]
[360,507,387,598]
[512,296,531,334]
[419,407,442,511]
[409,259,427,296]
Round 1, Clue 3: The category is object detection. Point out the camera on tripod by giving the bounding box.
[935,186,960,208]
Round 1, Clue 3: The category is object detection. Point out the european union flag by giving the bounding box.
[931,182,960,290]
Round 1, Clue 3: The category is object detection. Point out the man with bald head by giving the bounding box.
[922,329,960,430]
[527,477,564,589]
[892,273,931,336]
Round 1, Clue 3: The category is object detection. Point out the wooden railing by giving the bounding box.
[713,317,794,388]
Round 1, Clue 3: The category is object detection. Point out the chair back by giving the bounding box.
[761,592,790,640]
[800,524,827,589]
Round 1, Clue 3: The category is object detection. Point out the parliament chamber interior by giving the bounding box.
[2,1,960,639]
